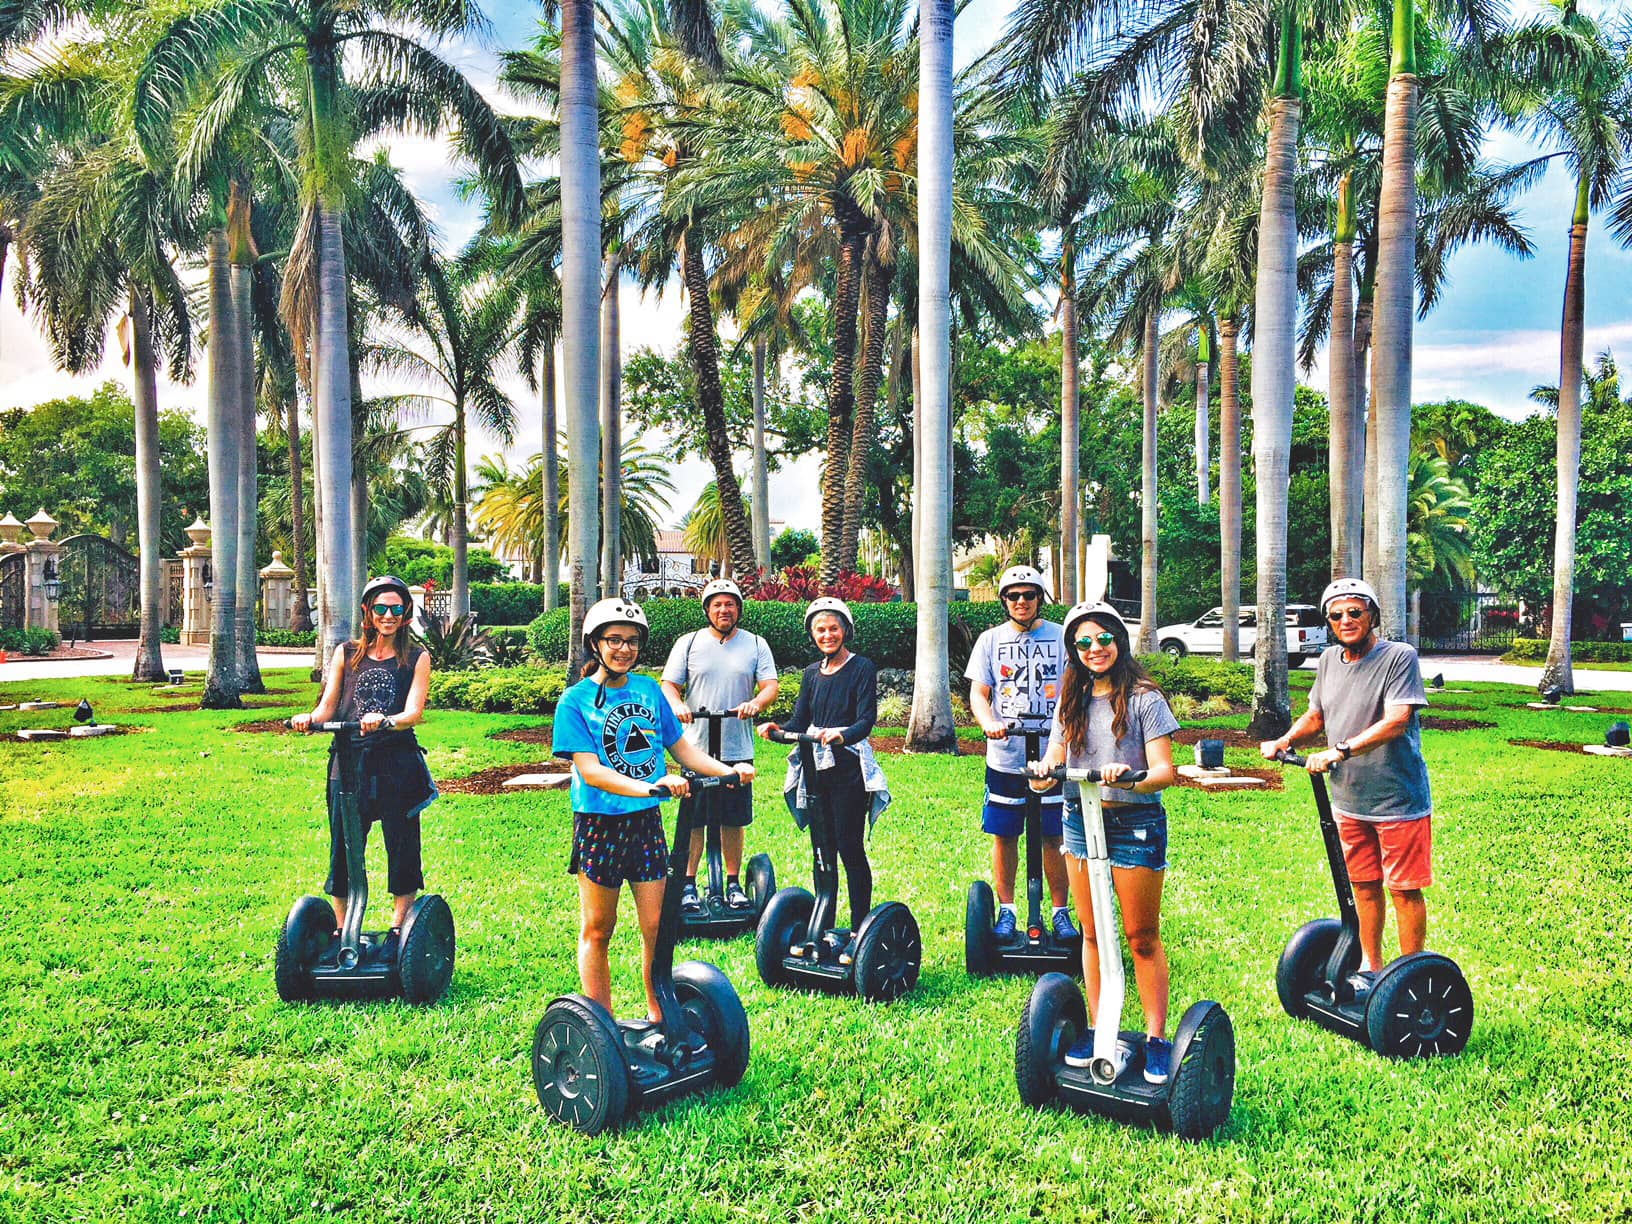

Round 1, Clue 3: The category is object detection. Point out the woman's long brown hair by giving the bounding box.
[1056,622,1160,753]
[348,606,415,672]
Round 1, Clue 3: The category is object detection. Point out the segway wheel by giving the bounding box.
[674,961,751,1088]
[398,894,456,1004]
[1167,1002,1235,1141]
[1364,953,1473,1058]
[746,853,777,921]
[1275,918,1348,1018]
[533,997,630,1135]
[275,895,335,1003]
[755,887,813,987]
[853,903,921,1003]
[964,880,997,976]
[1015,972,1086,1107]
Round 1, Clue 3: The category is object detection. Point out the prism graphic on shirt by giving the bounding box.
[602,701,661,780]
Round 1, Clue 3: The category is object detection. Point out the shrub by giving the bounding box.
[160,626,180,644]
[876,692,910,725]
[0,627,58,655]
[1139,654,1255,704]
[472,583,548,626]
[257,629,317,648]
[379,537,508,586]
[430,665,569,714]
[1503,637,1632,664]
[1168,692,1199,720]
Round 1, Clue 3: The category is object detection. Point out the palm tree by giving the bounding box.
[1405,451,1473,593]
[681,479,753,571]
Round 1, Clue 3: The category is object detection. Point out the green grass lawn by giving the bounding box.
[3,671,1631,1222]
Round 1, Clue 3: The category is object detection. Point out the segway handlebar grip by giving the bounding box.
[689,707,733,722]
[286,718,395,733]
[764,727,822,745]
[1034,765,1149,785]
[1273,748,1330,770]
[648,771,744,798]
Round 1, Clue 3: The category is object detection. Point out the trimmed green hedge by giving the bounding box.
[1504,637,1632,664]
[0,627,58,655]
[429,666,569,714]
[1138,654,1254,704]
[471,583,568,627]
[257,629,317,648]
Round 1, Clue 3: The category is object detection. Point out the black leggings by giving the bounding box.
[820,773,872,927]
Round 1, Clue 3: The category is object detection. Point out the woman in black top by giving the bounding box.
[759,596,877,926]
[292,575,435,938]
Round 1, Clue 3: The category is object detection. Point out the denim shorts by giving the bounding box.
[981,767,1064,838]
[1062,798,1168,871]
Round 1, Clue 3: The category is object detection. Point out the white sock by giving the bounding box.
[999,903,1017,918]
[1052,906,1070,921]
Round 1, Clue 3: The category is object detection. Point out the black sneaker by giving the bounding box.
[724,881,752,910]
[1346,969,1377,1002]
[680,883,704,914]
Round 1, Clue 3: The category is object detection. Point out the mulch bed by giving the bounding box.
[130,700,291,714]
[232,719,294,733]
[1421,716,1496,731]
[868,733,970,755]
[490,725,552,745]
[438,760,569,794]
[1507,737,1626,757]
[1173,766,1283,793]
[1172,727,1259,750]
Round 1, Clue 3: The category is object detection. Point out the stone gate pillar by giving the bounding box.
[0,513,23,557]
[259,551,295,630]
[179,516,212,645]
[23,508,62,636]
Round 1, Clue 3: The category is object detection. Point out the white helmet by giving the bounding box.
[998,565,1049,603]
[1061,600,1129,666]
[804,596,855,641]
[1321,577,1380,616]
[583,597,649,654]
[700,577,744,611]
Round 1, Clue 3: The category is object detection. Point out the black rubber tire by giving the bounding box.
[965,880,997,976]
[1287,655,1305,670]
[1275,918,1347,1019]
[674,961,751,1088]
[1015,972,1086,1107]
[398,894,456,1004]
[1160,639,1188,661]
[746,853,776,920]
[1168,1004,1235,1141]
[532,997,630,1134]
[274,895,334,1003]
[755,887,813,988]
[1364,953,1474,1058]
[853,902,922,1003]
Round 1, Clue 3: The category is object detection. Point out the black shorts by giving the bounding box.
[326,782,426,897]
[570,807,668,889]
[676,762,754,830]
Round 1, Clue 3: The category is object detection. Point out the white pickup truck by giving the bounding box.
[1155,604,1329,668]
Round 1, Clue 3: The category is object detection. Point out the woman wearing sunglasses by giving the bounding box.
[1029,600,1179,1082]
[292,575,436,942]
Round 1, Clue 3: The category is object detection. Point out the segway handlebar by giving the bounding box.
[647,772,746,799]
[1273,748,1337,771]
[1002,714,1054,733]
[763,727,825,745]
[689,707,739,721]
[284,718,396,733]
[1030,765,1149,785]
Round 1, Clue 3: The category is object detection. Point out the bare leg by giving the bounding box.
[686,827,705,879]
[329,895,346,931]
[723,825,745,876]
[1065,853,1104,1021]
[630,878,666,1022]
[1352,880,1387,972]
[992,835,1019,906]
[391,892,416,928]
[577,874,621,1012]
[1391,887,1426,957]
[1042,837,1069,909]
[1112,865,1168,1039]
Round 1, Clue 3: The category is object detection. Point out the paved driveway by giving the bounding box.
[0,639,316,682]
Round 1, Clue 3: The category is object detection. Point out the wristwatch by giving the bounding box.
[1335,740,1354,760]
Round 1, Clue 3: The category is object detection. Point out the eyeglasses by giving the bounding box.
[1074,633,1117,649]
[1327,608,1369,623]
[599,635,642,650]
[370,603,406,617]
[1003,590,1042,603]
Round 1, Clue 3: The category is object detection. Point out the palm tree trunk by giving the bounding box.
[752,338,772,570]
[1355,269,1377,579]
[600,247,622,595]
[840,237,895,574]
[287,390,312,631]
[1247,42,1302,739]
[312,203,356,658]
[1194,329,1211,505]
[129,286,167,682]
[561,0,601,658]
[1139,307,1159,653]
[1218,316,1242,662]
[453,404,469,619]
[1372,20,1420,643]
[680,235,756,577]
[542,341,561,611]
[1329,177,1359,579]
[203,227,243,709]
[1540,174,1590,695]
[821,210,868,584]
[907,0,955,752]
[230,186,263,693]
[910,324,921,598]
[1059,246,1080,604]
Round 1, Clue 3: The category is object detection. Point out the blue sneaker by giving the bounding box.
[1063,1031,1094,1068]
[993,907,1018,941]
[1143,1037,1173,1084]
[1051,909,1079,941]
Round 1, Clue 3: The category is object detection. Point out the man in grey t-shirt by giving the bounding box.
[1261,578,1434,997]
[662,579,779,912]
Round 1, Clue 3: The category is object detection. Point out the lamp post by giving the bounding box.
[42,559,61,604]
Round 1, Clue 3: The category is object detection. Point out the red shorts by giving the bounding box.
[1335,813,1433,890]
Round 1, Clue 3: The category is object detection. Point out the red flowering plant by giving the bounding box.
[739,566,896,603]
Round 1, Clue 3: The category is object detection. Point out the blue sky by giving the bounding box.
[0,0,1627,536]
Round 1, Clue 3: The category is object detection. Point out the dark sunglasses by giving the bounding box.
[370,603,406,616]
[1327,607,1369,623]
[1002,590,1042,602]
[1074,632,1117,649]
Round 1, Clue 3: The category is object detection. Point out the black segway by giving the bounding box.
[755,729,921,1002]
[680,709,776,938]
[533,773,751,1134]
[1016,767,1234,1141]
[274,720,455,1005]
[1272,750,1472,1058]
[966,714,1079,976]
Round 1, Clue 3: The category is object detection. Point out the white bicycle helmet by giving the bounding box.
[1320,577,1380,616]
[997,565,1049,602]
[583,597,649,654]
[1061,600,1129,664]
[700,577,744,611]
[804,596,855,642]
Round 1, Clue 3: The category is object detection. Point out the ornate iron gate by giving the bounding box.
[1417,592,1529,654]
[0,553,22,630]
[57,534,140,641]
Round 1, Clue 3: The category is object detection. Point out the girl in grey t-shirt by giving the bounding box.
[1031,602,1181,1084]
